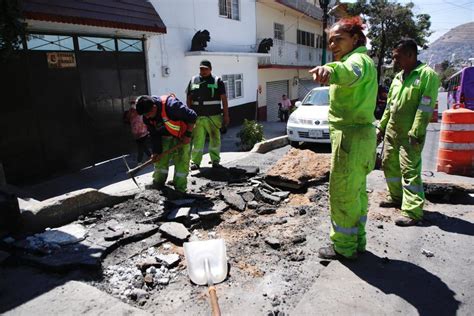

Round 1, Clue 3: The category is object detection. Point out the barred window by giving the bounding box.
[219,0,240,20]
[297,30,315,47]
[27,34,73,51]
[78,37,115,51]
[222,74,243,99]
[118,39,143,52]
[274,23,284,40]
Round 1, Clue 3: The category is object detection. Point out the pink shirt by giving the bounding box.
[127,108,149,139]
[281,98,292,110]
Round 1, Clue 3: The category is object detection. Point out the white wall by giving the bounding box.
[256,2,323,44]
[146,0,258,106]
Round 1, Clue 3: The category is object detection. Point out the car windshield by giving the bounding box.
[302,89,329,106]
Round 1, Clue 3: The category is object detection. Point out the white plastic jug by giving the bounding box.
[183,239,228,285]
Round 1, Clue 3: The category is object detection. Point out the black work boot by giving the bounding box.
[318,245,357,261]
[379,199,402,208]
[395,215,419,227]
[190,163,200,171]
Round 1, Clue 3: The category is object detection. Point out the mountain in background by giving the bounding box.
[419,22,474,66]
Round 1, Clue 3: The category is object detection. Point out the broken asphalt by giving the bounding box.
[1,122,474,315]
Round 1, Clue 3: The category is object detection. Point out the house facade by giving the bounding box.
[256,0,331,121]
[147,0,267,124]
[0,0,166,183]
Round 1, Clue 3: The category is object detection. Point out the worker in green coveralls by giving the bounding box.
[136,95,197,192]
[310,17,378,260]
[187,60,230,170]
[377,39,440,226]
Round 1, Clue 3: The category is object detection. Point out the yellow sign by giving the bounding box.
[47,52,76,68]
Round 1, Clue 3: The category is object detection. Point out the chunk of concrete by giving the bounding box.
[272,191,290,199]
[221,189,246,212]
[242,192,255,202]
[21,188,130,233]
[255,188,281,205]
[265,237,281,249]
[167,207,191,221]
[35,223,87,245]
[212,200,229,213]
[159,222,190,242]
[257,206,277,215]
[155,253,180,268]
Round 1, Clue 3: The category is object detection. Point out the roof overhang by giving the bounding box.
[21,0,166,35]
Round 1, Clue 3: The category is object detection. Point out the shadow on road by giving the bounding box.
[421,210,474,236]
[343,252,460,316]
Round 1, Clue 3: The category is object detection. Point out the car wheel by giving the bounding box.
[290,141,300,148]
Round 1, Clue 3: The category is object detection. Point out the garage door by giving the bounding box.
[266,80,289,121]
[298,79,319,100]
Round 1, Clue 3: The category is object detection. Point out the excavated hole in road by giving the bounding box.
[424,183,474,205]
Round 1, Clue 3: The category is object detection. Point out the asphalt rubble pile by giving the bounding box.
[0,149,340,314]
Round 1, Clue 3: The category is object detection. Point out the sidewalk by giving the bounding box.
[18,121,287,201]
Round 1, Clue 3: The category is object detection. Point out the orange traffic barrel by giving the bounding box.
[430,100,438,123]
[437,104,474,176]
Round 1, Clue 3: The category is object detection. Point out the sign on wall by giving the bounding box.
[46,52,77,68]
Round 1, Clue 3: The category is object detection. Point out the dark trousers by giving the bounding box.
[136,135,151,163]
[281,110,289,122]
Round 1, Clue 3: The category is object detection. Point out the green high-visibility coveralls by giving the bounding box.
[187,75,226,167]
[153,137,191,192]
[379,63,440,220]
[324,46,377,257]
[192,115,222,165]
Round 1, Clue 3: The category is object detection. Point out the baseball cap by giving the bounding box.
[199,60,212,69]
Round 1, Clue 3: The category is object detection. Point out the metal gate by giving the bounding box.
[298,79,319,100]
[0,33,148,183]
[266,80,289,121]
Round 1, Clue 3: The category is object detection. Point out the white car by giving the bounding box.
[287,87,330,146]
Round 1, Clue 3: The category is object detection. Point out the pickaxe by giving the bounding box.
[122,143,184,189]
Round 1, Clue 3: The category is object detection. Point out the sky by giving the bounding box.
[344,0,474,44]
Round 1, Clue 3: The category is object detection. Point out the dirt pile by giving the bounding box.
[265,149,331,189]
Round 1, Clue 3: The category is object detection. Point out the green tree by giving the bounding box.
[0,0,26,61]
[347,0,432,81]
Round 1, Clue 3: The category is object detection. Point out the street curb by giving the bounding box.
[251,135,289,154]
[21,188,133,233]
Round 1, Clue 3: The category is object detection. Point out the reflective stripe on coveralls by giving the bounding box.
[379,63,440,220]
[153,137,191,192]
[323,46,377,258]
[192,101,221,106]
[159,95,187,138]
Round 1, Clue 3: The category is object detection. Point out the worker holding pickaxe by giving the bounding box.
[135,94,197,192]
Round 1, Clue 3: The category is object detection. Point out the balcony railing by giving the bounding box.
[258,39,322,67]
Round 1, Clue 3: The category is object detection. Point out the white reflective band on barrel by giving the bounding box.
[439,142,474,150]
[331,220,358,235]
[386,177,401,183]
[159,169,168,174]
[360,215,367,224]
[403,184,424,193]
[192,148,204,153]
[441,123,474,131]
[192,101,221,105]
[175,172,187,178]
[209,146,220,151]
[417,105,434,113]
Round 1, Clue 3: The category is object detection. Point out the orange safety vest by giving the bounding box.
[160,95,188,138]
